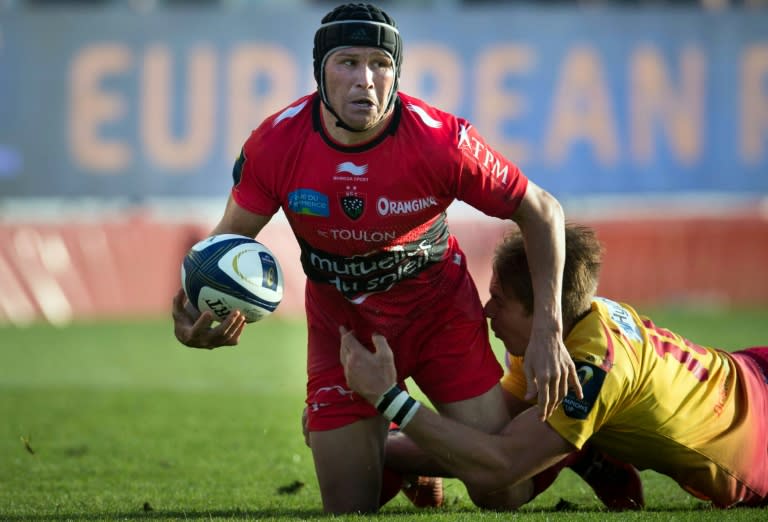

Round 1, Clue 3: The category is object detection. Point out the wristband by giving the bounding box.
[374,384,421,429]
[375,384,402,410]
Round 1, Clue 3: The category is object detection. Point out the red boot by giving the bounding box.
[401,475,444,508]
[569,446,644,511]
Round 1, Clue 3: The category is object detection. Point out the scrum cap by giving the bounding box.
[313,3,402,116]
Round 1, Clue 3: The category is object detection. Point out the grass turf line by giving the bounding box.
[1,308,767,520]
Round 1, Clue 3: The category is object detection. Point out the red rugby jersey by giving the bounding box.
[232,92,528,301]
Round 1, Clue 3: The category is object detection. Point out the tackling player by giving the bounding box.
[341,223,768,510]
[172,2,582,513]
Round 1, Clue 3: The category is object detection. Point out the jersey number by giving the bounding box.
[644,322,709,382]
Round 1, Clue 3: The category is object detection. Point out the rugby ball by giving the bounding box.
[181,234,284,323]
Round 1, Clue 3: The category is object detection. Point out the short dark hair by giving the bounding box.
[493,223,603,325]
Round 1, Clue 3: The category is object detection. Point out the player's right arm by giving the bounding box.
[210,195,272,238]
[172,196,272,350]
[341,328,575,509]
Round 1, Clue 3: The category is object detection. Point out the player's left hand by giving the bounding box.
[172,288,246,349]
[339,326,397,405]
[523,331,583,421]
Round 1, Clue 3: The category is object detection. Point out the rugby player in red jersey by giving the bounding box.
[172,3,583,513]
[342,224,768,510]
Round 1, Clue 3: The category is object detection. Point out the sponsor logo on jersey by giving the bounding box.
[336,161,368,176]
[307,241,435,296]
[406,103,443,128]
[273,100,308,127]
[339,188,366,220]
[287,189,330,217]
[317,228,397,243]
[298,218,448,299]
[457,123,510,185]
[595,297,643,342]
[562,361,606,420]
[376,196,438,216]
[333,162,370,182]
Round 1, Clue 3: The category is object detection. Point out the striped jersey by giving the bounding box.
[502,298,768,507]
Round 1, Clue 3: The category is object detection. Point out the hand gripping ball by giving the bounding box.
[181,234,284,323]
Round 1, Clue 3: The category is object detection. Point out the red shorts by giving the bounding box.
[304,247,502,431]
[733,347,768,384]
[729,347,768,507]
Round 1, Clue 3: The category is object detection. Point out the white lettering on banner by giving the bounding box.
[8,230,75,325]
[376,196,438,216]
[0,253,38,326]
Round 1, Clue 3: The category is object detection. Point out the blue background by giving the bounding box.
[0,6,766,200]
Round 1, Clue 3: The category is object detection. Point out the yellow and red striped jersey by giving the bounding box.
[502,297,768,507]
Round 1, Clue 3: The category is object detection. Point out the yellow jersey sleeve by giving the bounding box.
[501,297,768,506]
[500,354,528,401]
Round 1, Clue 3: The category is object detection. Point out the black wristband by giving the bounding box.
[374,384,421,428]
[375,384,402,413]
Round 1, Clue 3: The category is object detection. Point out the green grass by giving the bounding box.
[1,307,767,521]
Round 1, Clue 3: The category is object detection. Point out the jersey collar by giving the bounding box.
[312,94,402,153]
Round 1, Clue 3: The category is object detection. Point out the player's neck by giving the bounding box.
[320,103,393,146]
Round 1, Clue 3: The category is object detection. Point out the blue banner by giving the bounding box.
[0,6,766,199]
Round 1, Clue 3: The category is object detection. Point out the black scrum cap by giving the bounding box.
[313,3,402,116]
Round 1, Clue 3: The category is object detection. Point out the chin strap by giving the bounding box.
[322,98,392,134]
[322,99,364,133]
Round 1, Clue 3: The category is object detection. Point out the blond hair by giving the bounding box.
[493,223,603,325]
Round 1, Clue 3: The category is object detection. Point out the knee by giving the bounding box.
[466,480,533,511]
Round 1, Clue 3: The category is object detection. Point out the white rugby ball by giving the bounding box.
[181,234,284,323]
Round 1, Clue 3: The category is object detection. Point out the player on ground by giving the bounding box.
[341,224,768,509]
[172,3,582,513]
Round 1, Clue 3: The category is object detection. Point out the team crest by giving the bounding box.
[339,191,366,221]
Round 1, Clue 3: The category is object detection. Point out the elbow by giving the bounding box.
[539,189,564,225]
[515,184,564,229]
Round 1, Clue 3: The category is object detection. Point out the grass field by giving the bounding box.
[2,307,768,521]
